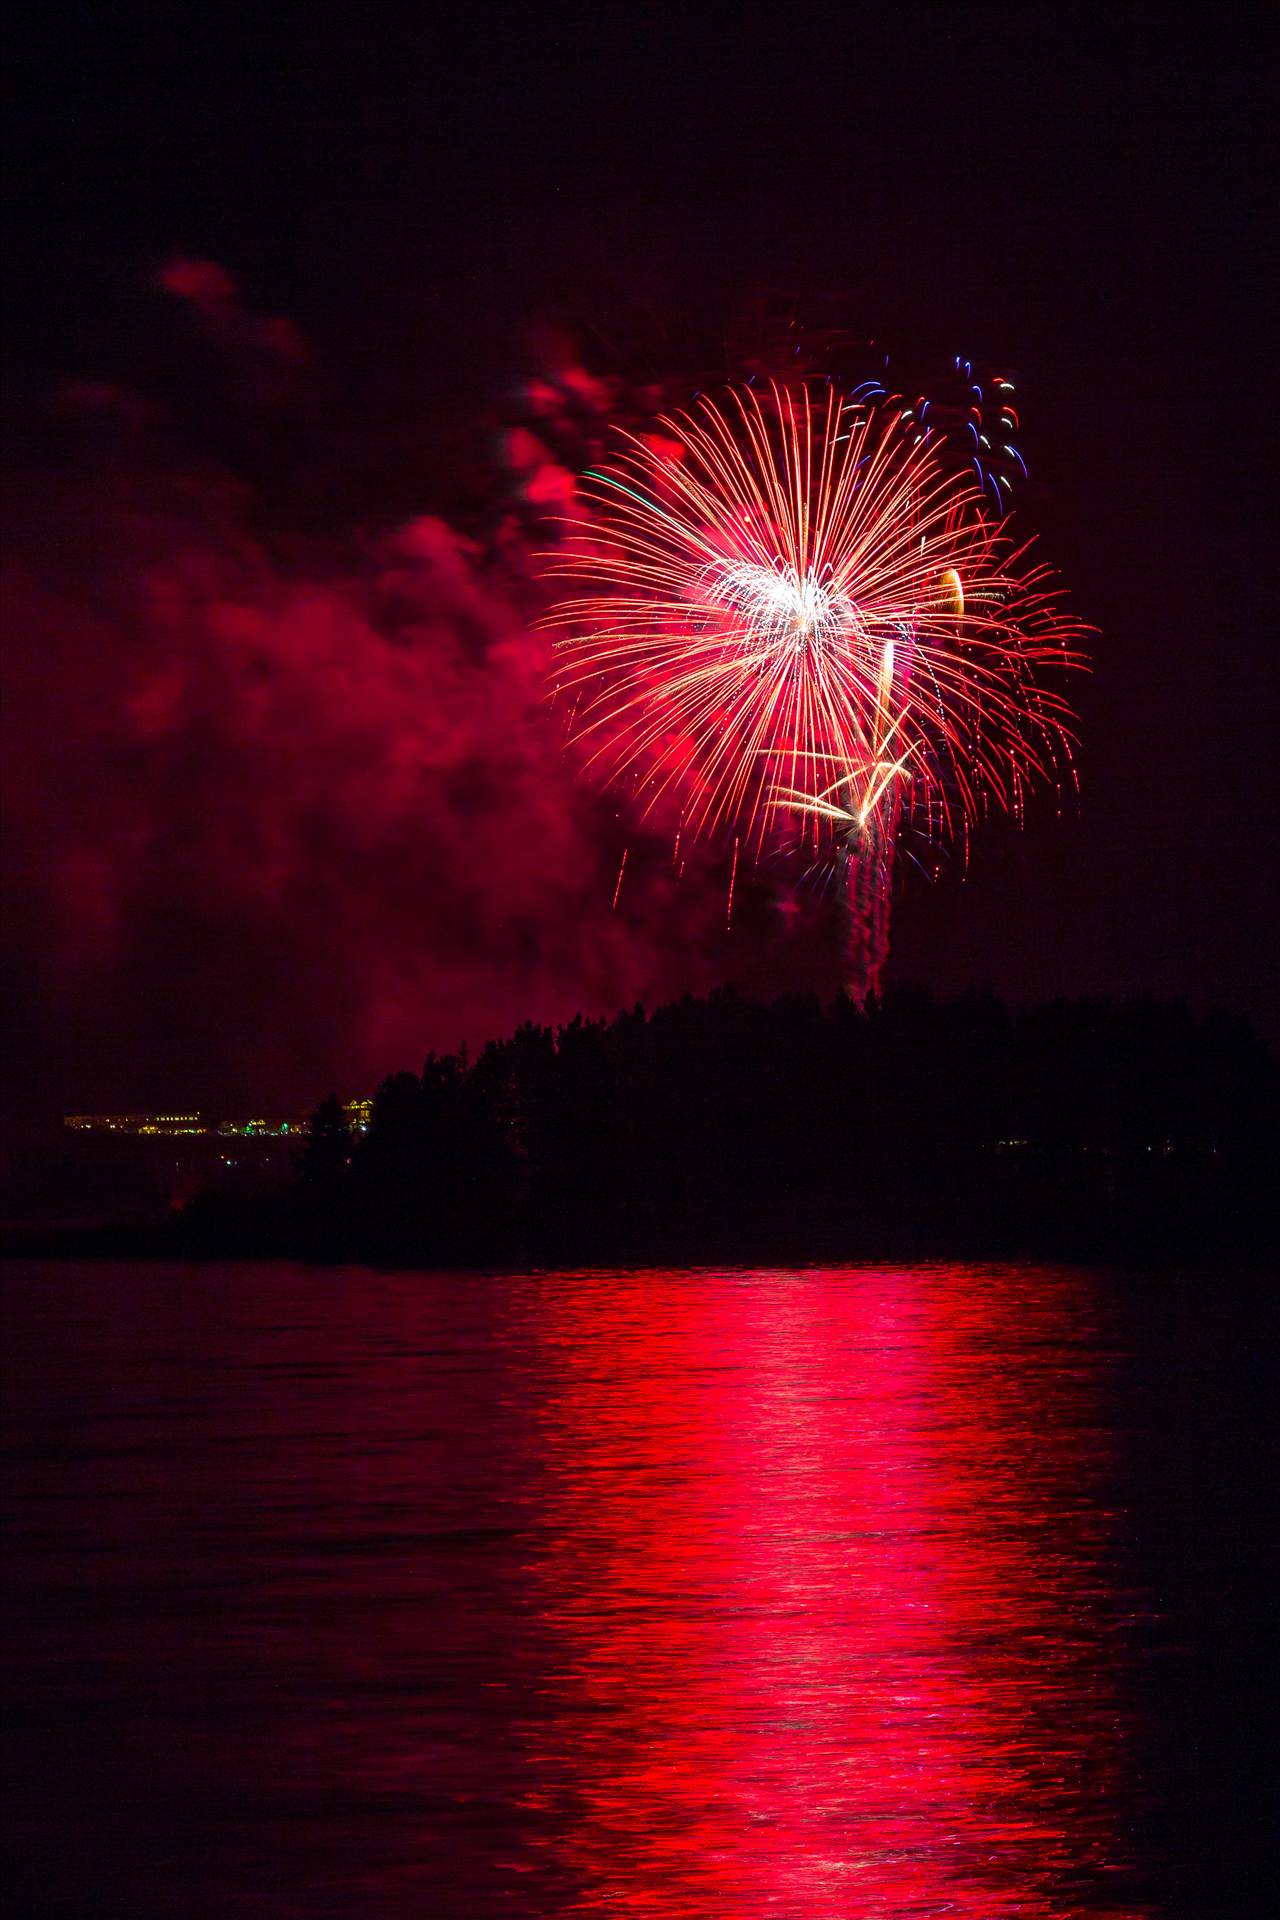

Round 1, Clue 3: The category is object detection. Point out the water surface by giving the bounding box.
[2,1262,1269,1915]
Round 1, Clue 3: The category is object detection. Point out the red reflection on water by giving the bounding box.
[518,1266,1146,1917]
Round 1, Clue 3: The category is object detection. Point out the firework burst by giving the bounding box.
[545,380,1086,996]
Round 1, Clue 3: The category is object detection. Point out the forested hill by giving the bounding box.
[274,989,1274,1265]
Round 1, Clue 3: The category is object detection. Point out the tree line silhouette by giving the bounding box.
[223,986,1279,1265]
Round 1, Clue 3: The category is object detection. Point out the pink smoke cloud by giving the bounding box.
[1,270,845,1127]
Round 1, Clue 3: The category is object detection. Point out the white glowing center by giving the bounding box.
[706,562,852,652]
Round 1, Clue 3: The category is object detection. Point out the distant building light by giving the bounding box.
[68,1107,318,1139]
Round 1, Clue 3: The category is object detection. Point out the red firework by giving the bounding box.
[545,380,1086,994]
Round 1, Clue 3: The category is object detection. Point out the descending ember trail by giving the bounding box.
[546,380,1086,998]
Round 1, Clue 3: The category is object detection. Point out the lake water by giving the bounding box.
[1,1261,1271,1917]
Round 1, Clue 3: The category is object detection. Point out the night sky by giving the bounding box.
[3,2,1274,1134]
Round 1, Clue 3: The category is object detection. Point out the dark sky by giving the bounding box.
[3,1,1275,1128]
